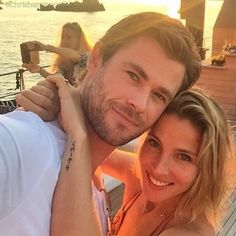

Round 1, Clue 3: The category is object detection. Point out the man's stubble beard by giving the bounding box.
[81,71,147,146]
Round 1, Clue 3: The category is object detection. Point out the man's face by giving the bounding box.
[81,36,185,146]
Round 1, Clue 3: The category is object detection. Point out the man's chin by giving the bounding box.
[100,132,141,146]
[92,121,145,146]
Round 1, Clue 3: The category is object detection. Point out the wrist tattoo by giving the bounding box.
[66,141,76,171]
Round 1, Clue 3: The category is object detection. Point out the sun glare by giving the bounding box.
[166,0,180,18]
[128,0,180,18]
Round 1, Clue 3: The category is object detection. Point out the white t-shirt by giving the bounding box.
[0,111,108,236]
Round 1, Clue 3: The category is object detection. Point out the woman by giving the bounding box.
[0,22,93,115]
[23,22,93,85]
[49,75,236,236]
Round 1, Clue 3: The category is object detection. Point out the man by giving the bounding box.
[0,12,201,236]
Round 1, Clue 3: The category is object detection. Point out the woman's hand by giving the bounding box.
[23,40,47,51]
[15,79,60,121]
[22,63,41,73]
[30,40,47,51]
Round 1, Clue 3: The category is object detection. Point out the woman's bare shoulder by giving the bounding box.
[160,218,215,236]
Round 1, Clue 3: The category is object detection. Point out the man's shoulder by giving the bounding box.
[1,110,65,138]
[1,110,46,128]
[0,110,65,156]
[0,110,64,223]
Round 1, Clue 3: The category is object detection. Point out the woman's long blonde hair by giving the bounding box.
[51,22,93,74]
[162,88,236,228]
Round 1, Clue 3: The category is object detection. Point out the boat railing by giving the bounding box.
[0,65,50,100]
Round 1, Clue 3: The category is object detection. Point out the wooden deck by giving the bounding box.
[108,183,124,215]
[217,191,236,236]
[107,53,236,235]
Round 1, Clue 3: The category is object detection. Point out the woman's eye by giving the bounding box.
[178,154,192,162]
[127,71,139,82]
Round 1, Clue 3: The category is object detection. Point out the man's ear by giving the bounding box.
[87,42,102,71]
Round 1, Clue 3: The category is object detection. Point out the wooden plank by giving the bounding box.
[108,183,124,215]
[194,56,236,140]
[217,191,236,236]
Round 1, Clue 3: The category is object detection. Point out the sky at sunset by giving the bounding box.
[102,0,180,8]
[4,0,181,18]
[3,0,181,11]
[94,0,180,18]
[103,0,178,5]
[6,0,180,8]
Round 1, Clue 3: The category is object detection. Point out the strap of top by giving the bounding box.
[110,190,175,236]
[110,190,142,235]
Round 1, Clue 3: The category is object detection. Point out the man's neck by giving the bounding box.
[78,88,116,173]
[88,125,116,173]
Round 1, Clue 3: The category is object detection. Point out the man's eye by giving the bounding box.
[126,71,139,81]
[147,138,160,148]
[178,154,192,162]
[153,92,166,102]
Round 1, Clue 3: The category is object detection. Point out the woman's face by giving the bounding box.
[139,113,200,204]
[61,27,79,50]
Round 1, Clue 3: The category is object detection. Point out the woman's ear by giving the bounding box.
[87,42,102,72]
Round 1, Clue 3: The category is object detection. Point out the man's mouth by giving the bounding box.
[112,107,140,127]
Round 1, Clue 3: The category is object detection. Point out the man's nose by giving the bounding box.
[127,89,150,113]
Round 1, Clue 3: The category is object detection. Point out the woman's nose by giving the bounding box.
[152,157,170,176]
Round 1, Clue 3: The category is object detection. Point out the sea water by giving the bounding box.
[0,0,223,99]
